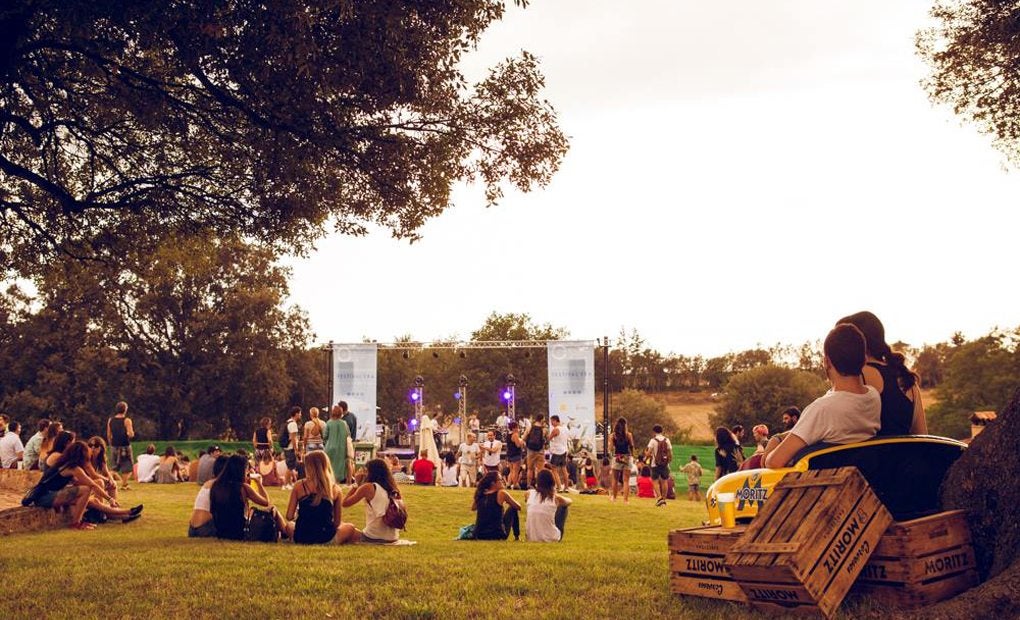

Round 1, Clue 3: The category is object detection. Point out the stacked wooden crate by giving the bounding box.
[668,524,748,603]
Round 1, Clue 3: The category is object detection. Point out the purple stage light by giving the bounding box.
[410,391,420,402]
[409,418,418,428]
[502,390,512,401]
[454,417,461,424]
[454,391,461,400]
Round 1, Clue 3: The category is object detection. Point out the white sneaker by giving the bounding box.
[282,484,293,490]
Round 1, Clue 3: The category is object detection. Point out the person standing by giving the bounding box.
[303,407,327,453]
[480,430,502,474]
[681,455,703,501]
[106,401,135,489]
[339,401,358,441]
[646,424,672,507]
[610,417,634,503]
[524,415,547,488]
[323,405,350,484]
[457,433,480,487]
[0,421,24,469]
[714,427,741,479]
[547,415,571,492]
[252,417,274,464]
[282,407,301,489]
[505,421,525,489]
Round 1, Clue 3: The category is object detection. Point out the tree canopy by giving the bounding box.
[0,1,567,271]
[919,0,1020,163]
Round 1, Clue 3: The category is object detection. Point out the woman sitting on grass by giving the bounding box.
[41,430,75,474]
[471,471,522,540]
[336,458,402,544]
[209,454,275,541]
[526,469,572,542]
[279,451,344,544]
[580,457,598,490]
[636,466,655,498]
[155,446,182,483]
[188,455,228,537]
[440,452,459,487]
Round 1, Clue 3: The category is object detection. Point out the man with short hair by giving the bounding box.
[457,432,480,487]
[196,445,223,484]
[282,406,301,488]
[22,418,50,471]
[107,401,135,488]
[681,455,703,501]
[0,413,9,437]
[136,444,161,483]
[0,421,24,469]
[765,324,880,469]
[524,415,546,488]
[646,424,672,506]
[761,406,802,461]
[412,450,436,485]
[481,429,503,474]
[548,415,570,492]
[339,401,357,440]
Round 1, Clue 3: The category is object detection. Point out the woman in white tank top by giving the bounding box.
[336,458,401,544]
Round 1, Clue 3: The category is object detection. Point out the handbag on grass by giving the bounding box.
[383,491,408,530]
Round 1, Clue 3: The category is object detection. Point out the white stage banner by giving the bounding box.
[331,343,378,443]
[547,340,597,455]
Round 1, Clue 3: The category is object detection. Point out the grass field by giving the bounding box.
[1,482,886,618]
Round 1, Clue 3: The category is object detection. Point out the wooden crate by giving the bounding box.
[852,509,979,608]
[725,467,893,619]
[668,525,748,603]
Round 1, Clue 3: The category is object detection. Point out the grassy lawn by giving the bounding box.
[1,482,885,618]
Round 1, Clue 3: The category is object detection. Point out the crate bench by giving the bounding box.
[668,524,748,603]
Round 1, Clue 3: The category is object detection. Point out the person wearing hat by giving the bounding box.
[196,445,223,484]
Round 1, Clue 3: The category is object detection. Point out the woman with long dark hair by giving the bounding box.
[838,311,927,436]
[610,417,634,503]
[505,421,525,489]
[155,446,181,483]
[37,421,63,471]
[42,430,76,474]
[27,440,96,530]
[209,453,274,540]
[337,458,402,544]
[80,438,144,522]
[188,455,228,537]
[84,436,118,502]
[714,426,741,479]
[526,468,572,542]
[471,471,522,540]
[252,417,275,464]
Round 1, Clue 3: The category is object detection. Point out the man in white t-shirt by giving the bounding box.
[457,432,480,487]
[0,421,24,469]
[548,415,571,491]
[646,424,673,506]
[480,430,502,472]
[135,444,161,483]
[765,324,881,469]
[283,407,302,489]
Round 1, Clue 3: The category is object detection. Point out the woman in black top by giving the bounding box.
[610,418,635,503]
[838,311,927,435]
[32,441,139,529]
[472,471,522,540]
[714,427,741,479]
[252,417,274,464]
[283,451,343,544]
[210,454,275,540]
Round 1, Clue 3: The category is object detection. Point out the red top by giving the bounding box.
[412,458,435,485]
[637,476,655,498]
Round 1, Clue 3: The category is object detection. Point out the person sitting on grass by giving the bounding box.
[136,443,161,483]
[440,452,459,487]
[280,451,344,545]
[580,457,598,490]
[471,471,522,540]
[765,324,881,469]
[636,466,656,498]
[411,450,436,486]
[336,458,403,544]
[526,468,572,542]
[598,457,612,490]
[392,465,412,484]
[155,446,182,483]
[188,455,228,537]
[209,454,276,541]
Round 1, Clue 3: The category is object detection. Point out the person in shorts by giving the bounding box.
[106,401,135,488]
[610,417,634,503]
[645,424,672,506]
[681,454,703,501]
[524,416,547,488]
[547,415,570,492]
[282,406,301,489]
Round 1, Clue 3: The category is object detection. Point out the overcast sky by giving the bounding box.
[284,1,1019,357]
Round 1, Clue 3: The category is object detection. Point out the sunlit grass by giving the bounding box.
[2,483,880,618]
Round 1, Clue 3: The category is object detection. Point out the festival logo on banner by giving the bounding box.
[332,343,378,444]
[547,341,596,454]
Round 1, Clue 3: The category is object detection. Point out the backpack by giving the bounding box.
[654,437,671,467]
[246,508,280,543]
[383,491,408,530]
[525,425,545,451]
[279,423,290,451]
